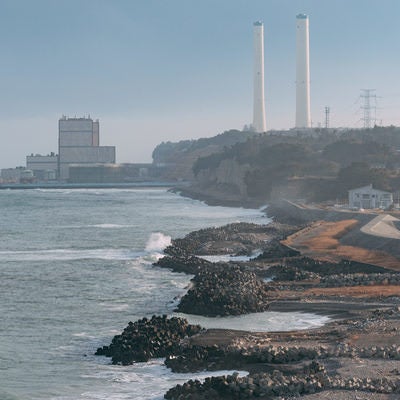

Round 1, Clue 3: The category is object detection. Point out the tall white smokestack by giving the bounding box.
[296,14,311,128]
[253,21,266,133]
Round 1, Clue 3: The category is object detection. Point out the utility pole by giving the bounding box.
[324,106,330,129]
[360,89,377,129]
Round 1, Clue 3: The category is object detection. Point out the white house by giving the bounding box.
[348,184,393,210]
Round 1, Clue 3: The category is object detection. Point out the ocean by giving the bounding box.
[0,188,329,400]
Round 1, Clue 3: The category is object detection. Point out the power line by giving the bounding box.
[324,106,330,129]
[360,89,377,128]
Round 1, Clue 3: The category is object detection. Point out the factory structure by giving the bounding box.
[1,115,164,184]
[295,14,311,128]
[252,14,312,131]
[58,116,115,180]
[0,115,162,184]
[252,21,267,133]
[23,116,116,182]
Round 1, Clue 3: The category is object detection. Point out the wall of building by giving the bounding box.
[1,168,23,183]
[58,116,116,180]
[349,185,393,209]
[26,154,58,171]
[68,163,159,183]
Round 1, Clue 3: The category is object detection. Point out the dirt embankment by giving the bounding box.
[283,219,400,270]
[268,200,400,260]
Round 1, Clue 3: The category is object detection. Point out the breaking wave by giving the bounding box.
[145,232,172,253]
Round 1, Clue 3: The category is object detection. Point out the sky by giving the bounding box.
[1,0,400,168]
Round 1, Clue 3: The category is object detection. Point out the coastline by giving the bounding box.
[0,181,188,190]
[171,186,265,209]
[95,190,400,399]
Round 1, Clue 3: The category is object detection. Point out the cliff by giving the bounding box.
[151,126,400,206]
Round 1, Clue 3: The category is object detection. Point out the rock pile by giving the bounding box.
[255,240,301,260]
[95,315,201,365]
[285,257,388,276]
[155,254,211,274]
[320,272,400,287]
[161,222,295,257]
[164,366,400,399]
[166,343,330,373]
[266,264,319,282]
[176,264,269,316]
[166,330,400,374]
[170,223,271,255]
[165,345,244,373]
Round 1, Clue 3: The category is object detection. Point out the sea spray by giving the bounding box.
[145,232,172,253]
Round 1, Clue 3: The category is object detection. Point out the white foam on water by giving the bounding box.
[99,303,130,312]
[173,311,330,332]
[141,253,165,263]
[92,224,132,229]
[0,248,143,262]
[72,332,97,339]
[71,359,248,400]
[199,251,262,263]
[56,223,135,229]
[145,232,171,253]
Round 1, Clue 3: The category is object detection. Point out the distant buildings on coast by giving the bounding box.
[58,116,115,180]
[1,116,158,184]
[23,116,116,181]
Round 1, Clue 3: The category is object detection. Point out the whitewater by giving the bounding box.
[0,188,329,400]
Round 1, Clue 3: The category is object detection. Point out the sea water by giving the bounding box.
[0,188,329,400]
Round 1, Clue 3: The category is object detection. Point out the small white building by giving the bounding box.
[348,184,393,210]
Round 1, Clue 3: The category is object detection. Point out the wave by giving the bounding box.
[0,248,143,262]
[0,232,172,262]
[91,224,132,229]
[145,232,171,253]
[198,251,262,263]
[55,223,135,229]
[70,359,248,400]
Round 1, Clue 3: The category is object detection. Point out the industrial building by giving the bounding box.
[252,21,267,133]
[26,153,58,181]
[68,163,161,184]
[348,184,393,210]
[1,167,25,183]
[58,116,116,180]
[295,14,311,128]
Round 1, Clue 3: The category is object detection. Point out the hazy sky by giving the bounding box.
[1,0,400,168]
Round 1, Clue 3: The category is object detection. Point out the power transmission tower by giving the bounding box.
[324,106,330,129]
[360,89,377,128]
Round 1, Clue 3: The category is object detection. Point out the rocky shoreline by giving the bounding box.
[96,204,400,399]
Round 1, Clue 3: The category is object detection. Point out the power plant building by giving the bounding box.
[58,116,116,180]
[252,21,267,133]
[26,153,58,180]
[295,14,311,128]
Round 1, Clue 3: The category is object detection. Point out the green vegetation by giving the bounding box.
[152,130,258,165]
[151,126,400,203]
